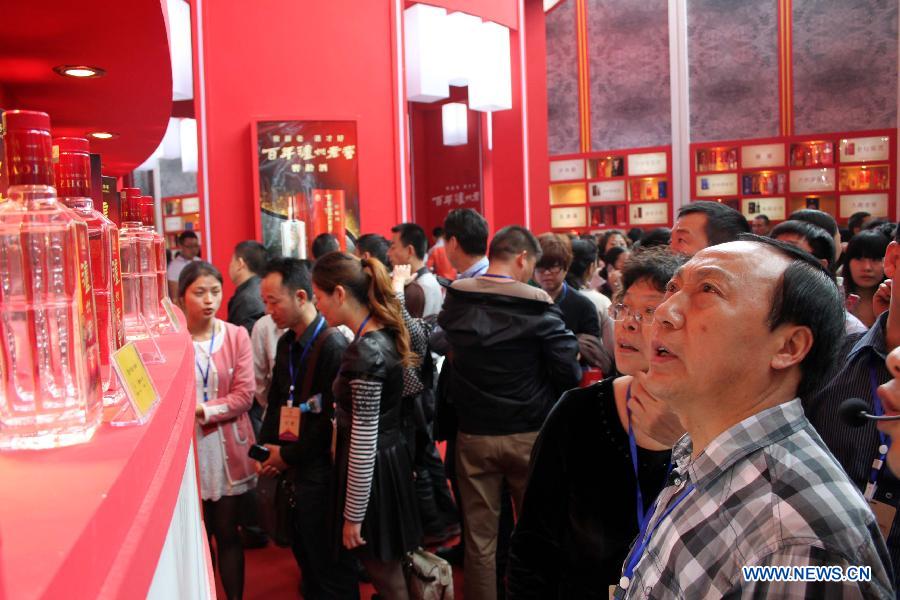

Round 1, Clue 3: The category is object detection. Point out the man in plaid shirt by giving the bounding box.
[615,236,894,598]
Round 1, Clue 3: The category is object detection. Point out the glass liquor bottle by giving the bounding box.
[0,110,102,450]
[140,195,173,332]
[119,187,157,338]
[54,137,126,406]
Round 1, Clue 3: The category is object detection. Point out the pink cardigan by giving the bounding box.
[198,320,257,485]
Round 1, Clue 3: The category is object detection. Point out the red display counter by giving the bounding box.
[0,312,213,600]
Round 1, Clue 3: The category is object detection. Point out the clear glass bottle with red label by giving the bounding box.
[53,137,126,406]
[0,110,102,449]
[119,187,158,337]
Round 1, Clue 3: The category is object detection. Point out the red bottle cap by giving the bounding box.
[140,196,156,227]
[120,187,142,222]
[53,136,91,198]
[3,110,54,187]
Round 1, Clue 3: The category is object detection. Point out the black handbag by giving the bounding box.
[255,473,296,547]
[256,327,339,547]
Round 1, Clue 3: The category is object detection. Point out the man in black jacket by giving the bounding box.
[438,225,581,600]
[257,257,359,599]
[227,240,268,335]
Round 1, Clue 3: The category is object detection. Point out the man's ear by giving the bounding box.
[295,287,309,304]
[770,325,813,372]
[884,241,899,279]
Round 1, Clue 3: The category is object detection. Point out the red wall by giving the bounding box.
[194,0,404,298]
[194,0,550,300]
[481,0,550,234]
[410,92,483,235]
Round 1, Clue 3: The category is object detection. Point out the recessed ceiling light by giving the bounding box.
[54,65,106,78]
[87,131,117,140]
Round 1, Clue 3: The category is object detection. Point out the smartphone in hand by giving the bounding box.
[248,443,271,462]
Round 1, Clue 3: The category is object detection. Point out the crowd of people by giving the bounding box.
[173,202,900,599]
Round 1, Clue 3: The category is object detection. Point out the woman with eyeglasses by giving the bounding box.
[508,247,686,599]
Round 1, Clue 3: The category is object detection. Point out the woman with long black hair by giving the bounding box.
[312,253,421,600]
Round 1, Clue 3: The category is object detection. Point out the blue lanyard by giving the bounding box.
[194,323,217,403]
[625,384,672,529]
[355,313,372,339]
[621,481,695,584]
[866,358,891,499]
[480,273,514,281]
[559,281,568,302]
[287,318,325,407]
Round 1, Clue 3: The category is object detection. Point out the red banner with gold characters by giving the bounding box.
[252,120,359,256]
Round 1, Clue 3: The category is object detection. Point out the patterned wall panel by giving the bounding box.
[546,1,581,155]
[688,0,779,142]
[586,0,671,150]
[793,0,897,134]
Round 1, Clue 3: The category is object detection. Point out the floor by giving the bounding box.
[214,540,465,599]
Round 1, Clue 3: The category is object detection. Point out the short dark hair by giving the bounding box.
[626,227,644,243]
[737,234,844,398]
[598,230,628,252]
[233,240,268,275]
[770,220,836,269]
[177,230,198,245]
[603,245,629,270]
[621,247,686,294]
[536,233,573,270]
[262,256,313,299]
[391,223,428,259]
[788,209,838,237]
[678,201,750,246]
[863,218,896,240]
[489,225,541,262]
[754,214,771,224]
[177,260,223,299]
[444,208,488,257]
[311,233,340,260]
[848,211,872,233]
[433,226,445,238]
[567,238,598,282]
[636,227,671,249]
[356,233,390,267]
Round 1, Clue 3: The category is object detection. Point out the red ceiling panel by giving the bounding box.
[0,0,172,175]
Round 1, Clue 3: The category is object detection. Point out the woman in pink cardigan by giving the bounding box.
[178,261,256,600]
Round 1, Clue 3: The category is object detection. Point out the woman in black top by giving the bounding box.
[508,247,686,598]
[312,253,421,600]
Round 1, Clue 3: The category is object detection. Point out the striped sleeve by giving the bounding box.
[396,291,426,398]
[344,378,382,523]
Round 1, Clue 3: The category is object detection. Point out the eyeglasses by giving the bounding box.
[609,303,656,324]
[534,265,564,276]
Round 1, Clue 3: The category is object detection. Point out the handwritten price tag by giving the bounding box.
[112,342,159,418]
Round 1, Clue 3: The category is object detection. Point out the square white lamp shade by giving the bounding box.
[468,21,512,112]
[442,103,468,146]
[166,0,193,100]
[446,12,482,86]
[180,118,198,173]
[404,3,450,102]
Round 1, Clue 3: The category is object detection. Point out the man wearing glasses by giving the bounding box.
[534,233,601,340]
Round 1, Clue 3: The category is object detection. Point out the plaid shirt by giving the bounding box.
[616,399,894,599]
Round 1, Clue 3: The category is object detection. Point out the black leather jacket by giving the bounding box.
[437,277,580,435]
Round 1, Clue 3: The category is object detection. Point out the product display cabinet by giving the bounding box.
[548,146,673,234]
[161,195,203,250]
[690,129,895,224]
